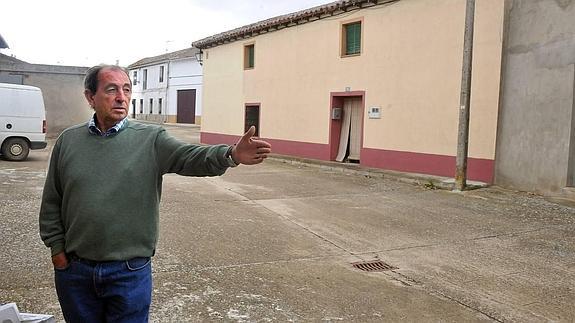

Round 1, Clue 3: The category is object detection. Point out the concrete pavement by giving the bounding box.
[0,123,574,322]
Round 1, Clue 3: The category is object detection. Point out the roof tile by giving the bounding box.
[193,0,396,49]
[128,47,200,68]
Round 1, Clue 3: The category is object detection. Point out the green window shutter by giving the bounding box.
[345,22,361,55]
[244,44,255,69]
[248,45,254,68]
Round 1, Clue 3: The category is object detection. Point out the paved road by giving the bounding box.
[1,123,574,322]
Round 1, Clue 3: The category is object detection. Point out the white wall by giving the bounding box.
[130,57,202,123]
[130,64,168,121]
[167,58,203,118]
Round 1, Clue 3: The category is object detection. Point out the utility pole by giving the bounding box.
[454,0,476,191]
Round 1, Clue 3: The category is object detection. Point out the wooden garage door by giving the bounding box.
[177,89,196,124]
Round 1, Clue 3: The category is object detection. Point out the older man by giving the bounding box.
[39,65,271,323]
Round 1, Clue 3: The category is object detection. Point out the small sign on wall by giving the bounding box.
[368,106,381,119]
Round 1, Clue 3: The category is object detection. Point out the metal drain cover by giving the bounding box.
[352,260,397,272]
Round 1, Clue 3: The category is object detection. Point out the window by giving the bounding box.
[159,66,164,83]
[131,99,136,115]
[143,69,148,90]
[139,99,143,114]
[342,21,362,56]
[244,105,260,136]
[132,71,137,85]
[149,98,153,114]
[244,44,255,69]
[158,98,163,115]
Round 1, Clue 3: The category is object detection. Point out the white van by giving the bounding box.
[0,83,47,161]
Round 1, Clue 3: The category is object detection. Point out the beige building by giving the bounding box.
[194,0,504,183]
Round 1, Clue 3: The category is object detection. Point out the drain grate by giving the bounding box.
[352,260,397,272]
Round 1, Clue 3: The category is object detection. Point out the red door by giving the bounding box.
[177,89,196,124]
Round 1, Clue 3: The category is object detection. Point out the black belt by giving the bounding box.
[66,252,101,266]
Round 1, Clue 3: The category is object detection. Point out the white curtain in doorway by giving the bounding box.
[336,104,352,162]
[348,102,362,161]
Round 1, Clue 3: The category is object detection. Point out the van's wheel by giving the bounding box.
[1,138,30,161]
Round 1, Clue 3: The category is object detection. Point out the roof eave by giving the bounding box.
[127,47,200,69]
[192,0,393,50]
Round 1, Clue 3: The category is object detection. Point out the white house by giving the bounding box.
[127,47,203,124]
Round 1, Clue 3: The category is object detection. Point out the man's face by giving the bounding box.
[84,68,131,130]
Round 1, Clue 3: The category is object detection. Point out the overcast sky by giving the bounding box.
[0,0,330,67]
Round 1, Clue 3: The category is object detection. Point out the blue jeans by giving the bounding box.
[54,256,152,323]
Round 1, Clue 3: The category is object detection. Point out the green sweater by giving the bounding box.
[39,121,231,261]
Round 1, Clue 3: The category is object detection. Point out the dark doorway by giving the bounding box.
[177,89,196,124]
[245,105,260,136]
[335,96,362,163]
[329,91,365,162]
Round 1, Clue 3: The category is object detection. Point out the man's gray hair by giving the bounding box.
[84,65,130,94]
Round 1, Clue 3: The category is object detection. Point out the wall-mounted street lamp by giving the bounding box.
[0,34,9,49]
[195,50,203,66]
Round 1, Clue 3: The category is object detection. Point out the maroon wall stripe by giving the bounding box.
[200,132,239,146]
[201,132,494,183]
[200,132,331,160]
[361,148,494,183]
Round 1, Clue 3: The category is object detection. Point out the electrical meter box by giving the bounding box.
[331,107,342,120]
[368,106,381,119]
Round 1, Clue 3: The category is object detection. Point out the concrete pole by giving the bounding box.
[454,0,476,191]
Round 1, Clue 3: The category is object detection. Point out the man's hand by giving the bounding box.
[52,252,69,269]
[232,126,272,165]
